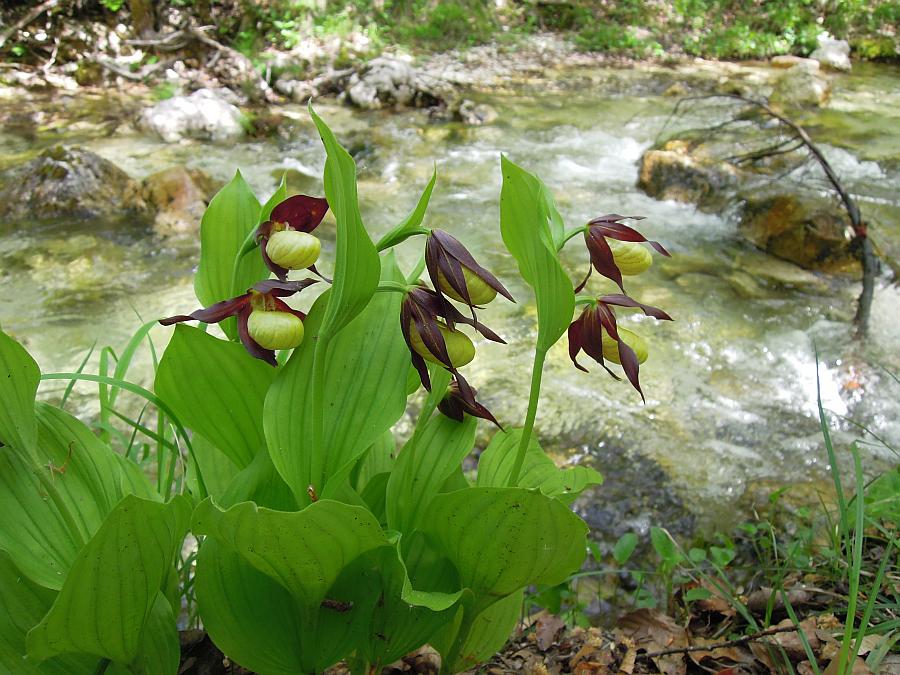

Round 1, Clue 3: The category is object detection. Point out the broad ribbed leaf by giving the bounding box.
[264,256,409,504]
[0,551,96,675]
[194,171,266,339]
[432,590,523,674]
[0,404,156,591]
[27,495,190,667]
[375,167,437,251]
[0,329,39,458]
[310,106,380,339]
[193,498,388,608]
[187,434,241,501]
[477,428,602,504]
[129,592,180,675]
[156,325,275,468]
[353,431,396,494]
[386,415,476,533]
[499,157,575,351]
[422,487,587,615]
[260,174,288,223]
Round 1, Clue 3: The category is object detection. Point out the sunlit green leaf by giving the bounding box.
[650,527,679,564]
[422,487,587,616]
[309,106,380,339]
[613,533,639,565]
[386,415,476,533]
[0,329,39,459]
[476,428,602,503]
[26,495,190,667]
[375,167,436,251]
[193,171,266,338]
[265,256,409,504]
[156,325,275,468]
[499,156,575,352]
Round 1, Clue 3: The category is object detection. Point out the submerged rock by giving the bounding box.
[0,145,149,224]
[810,33,852,72]
[771,61,831,108]
[139,88,245,143]
[637,140,741,209]
[141,166,218,239]
[344,57,450,110]
[738,194,856,271]
[456,99,498,126]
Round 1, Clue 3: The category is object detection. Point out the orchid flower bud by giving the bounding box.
[247,310,305,350]
[601,327,648,364]
[608,240,652,276]
[265,230,321,271]
[408,320,476,368]
[437,268,498,305]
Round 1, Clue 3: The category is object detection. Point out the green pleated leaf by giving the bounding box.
[193,171,266,338]
[0,551,97,675]
[422,487,587,615]
[26,495,189,667]
[0,329,39,459]
[156,325,276,468]
[264,256,409,504]
[0,404,157,591]
[186,434,242,502]
[218,449,297,511]
[477,428,602,504]
[128,592,180,675]
[260,173,288,223]
[352,430,396,494]
[432,589,523,674]
[193,498,388,608]
[375,167,436,251]
[309,106,381,340]
[499,156,575,352]
[386,415,476,534]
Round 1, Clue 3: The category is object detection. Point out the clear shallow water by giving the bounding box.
[1,62,898,532]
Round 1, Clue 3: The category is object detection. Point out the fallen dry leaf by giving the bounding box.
[822,656,873,674]
[617,610,687,675]
[534,612,567,651]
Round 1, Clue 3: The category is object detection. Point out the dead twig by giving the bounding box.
[0,0,61,49]
[95,56,174,81]
[638,624,799,659]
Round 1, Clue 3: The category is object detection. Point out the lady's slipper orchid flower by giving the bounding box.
[255,195,329,280]
[438,378,502,428]
[580,214,671,292]
[425,229,514,308]
[159,279,317,366]
[568,293,672,401]
[400,286,503,395]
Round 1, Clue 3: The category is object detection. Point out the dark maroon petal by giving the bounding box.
[270,195,329,233]
[236,306,277,366]
[159,294,249,326]
[585,229,625,292]
[573,264,592,293]
[617,341,645,403]
[567,316,589,373]
[592,303,620,342]
[427,237,470,305]
[598,294,673,321]
[255,220,275,243]
[252,279,318,296]
[587,220,671,257]
[259,241,290,281]
[430,230,515,302]
[440,300,505,343]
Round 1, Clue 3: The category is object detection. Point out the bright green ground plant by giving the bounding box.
[0,108,671,673]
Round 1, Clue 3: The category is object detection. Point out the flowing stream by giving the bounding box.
[1,60,898,538]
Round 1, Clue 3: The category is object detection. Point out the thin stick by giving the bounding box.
[637,624,799,659]
[0,0,60,49]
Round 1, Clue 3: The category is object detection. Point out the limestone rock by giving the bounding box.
[344,57,450,110]
[141,166,218,238]
[637,140,741,210]
[770,55,819,69]
[810,33,852,72]
[139,88,245,143]
[738,194,856,271]
[771,61,831,108]
[0,145,149,224]
[456,99,498,126]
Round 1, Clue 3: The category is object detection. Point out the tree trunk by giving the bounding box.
[129,0,157,38]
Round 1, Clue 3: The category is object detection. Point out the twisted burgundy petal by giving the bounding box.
[429,230,514,302]
[585,228,625,292]
[599,294,672,321]
[270,195,329,233]
[252,278,318,296]
[587,218,671,257]
[159,294,249,326]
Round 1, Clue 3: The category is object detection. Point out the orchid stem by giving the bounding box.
[407,255,427,284]
[507,347,546,487]
[375,281,410,294]
[309,333,330,502]
[558,226,587,251]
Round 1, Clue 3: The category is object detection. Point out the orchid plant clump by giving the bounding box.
[0,109,671,675]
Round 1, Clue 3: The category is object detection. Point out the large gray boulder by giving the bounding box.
[0,145,149,224]
[344,57,450,110]
[771,60,831,108]
[140,88,245,143]
[637,140,742,210]
[810,33,852,72]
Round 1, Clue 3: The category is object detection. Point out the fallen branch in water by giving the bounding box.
[638,624,799,659]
